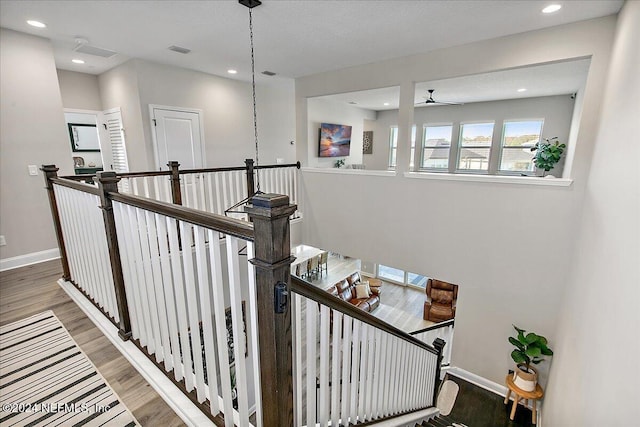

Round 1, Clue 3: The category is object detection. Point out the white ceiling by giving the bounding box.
[315,58,592,110]
[0,1,622,81]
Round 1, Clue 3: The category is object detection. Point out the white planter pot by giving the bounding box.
[513,365,538,392]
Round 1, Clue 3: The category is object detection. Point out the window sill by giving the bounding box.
[301,167,397,177]
[404,172,573,187]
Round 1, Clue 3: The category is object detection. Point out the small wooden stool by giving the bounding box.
[504,374,544,424]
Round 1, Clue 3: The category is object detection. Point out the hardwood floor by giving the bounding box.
[0,260,185,427]
[303,252,433,333]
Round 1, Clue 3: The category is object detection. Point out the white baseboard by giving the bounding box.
[0,248,60,272]
[58,279,215,427]
[445,366,508,397]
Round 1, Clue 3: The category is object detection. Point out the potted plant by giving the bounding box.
[334,159,345,168]
[530,137,566,177]
[509,325,553,391]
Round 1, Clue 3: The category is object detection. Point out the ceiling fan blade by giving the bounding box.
[432,100,464,106]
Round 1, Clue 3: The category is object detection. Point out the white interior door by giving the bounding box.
[150,106,204,170]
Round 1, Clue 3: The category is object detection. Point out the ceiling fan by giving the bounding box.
[415,89,464,106]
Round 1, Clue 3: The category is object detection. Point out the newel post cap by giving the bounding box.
[245,193,297,219]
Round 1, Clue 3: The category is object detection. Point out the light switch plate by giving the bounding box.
[28,165,38,176]
[0,235,6,246]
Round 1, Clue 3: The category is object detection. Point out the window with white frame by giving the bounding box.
[409,125,417,169]
[499,120,544,173]
[457,122,494,171]
[421,124,452,170]
[378,264,428,288]
[389,126,398,169]
[389,125,416,169]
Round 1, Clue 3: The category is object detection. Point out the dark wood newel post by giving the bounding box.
[41,165,71,281]
[245,158,256,198]
[245,193,297,427]
[432,338,446,403]
[168,161,182,205]
[96,171,132,341]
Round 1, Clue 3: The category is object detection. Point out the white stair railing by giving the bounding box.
[257,165,301,219]
[290,277,441,427]
[411,320,455,366]
[53,182,119,322]
[111,196,260,427]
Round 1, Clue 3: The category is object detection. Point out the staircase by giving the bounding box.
[418,414,465,426]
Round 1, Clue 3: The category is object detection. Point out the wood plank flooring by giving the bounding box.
[304,252,433,333]
[0,260,185,427]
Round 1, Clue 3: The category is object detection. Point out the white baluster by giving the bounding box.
[330,311,342,427]
[225,236,250,426]
[167,217,191,385]
[293,293,303,427]
[180,221,205,398]
[357,324,369,421]
[305,297,318,426]
[340,315,352,423]
[318,305,330,426]
[214,173,223,216]
[113,202,142,340]
[349,320,361,422]
[194,225,220,411]
[145,209,170,363]
[207,229,234,427]
[155,213,180,376]
[135,207,160,356]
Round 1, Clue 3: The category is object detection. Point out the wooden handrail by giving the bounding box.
[255,161,301,170]
[410,319,455,335]
[51,177,101,196]
[290,276,439,355]
[115,170,171,178]
[61,161,300,179]
[178,165,246,174]
[109,192,255,241]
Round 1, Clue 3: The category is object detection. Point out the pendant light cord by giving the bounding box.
[249,7,261,192]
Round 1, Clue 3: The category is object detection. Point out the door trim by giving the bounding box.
[149,104,206,170]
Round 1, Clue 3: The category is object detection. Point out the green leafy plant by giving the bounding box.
[334,159,345,168]
[530,137,566,176]
[509,325,553,372]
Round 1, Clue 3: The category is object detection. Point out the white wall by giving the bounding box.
[0,29,73,260]
[295,16,618,388]
[307,98,377,168]
[368,95,576,173]
[98,60,148,171]
[98,59,296,172]
[543,2,640,424]
[57,69,102,111]
[255,78,297,165]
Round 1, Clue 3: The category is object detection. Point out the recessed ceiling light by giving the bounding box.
[383,102,390,106]
[517,88,527,92]
[27,20,46,28]
[227,69,238,74]
[542,4,562,14]
[348,101,357,105]
[72,59,85,64]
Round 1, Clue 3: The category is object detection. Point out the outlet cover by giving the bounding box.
[0,235,6,246]
[28,165,38,176]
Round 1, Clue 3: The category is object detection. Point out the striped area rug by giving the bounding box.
[0,310,139,426]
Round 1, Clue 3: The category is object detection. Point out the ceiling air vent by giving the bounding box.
[261,70,276,76]
[73,44,117,58]
[168,45,191,54]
